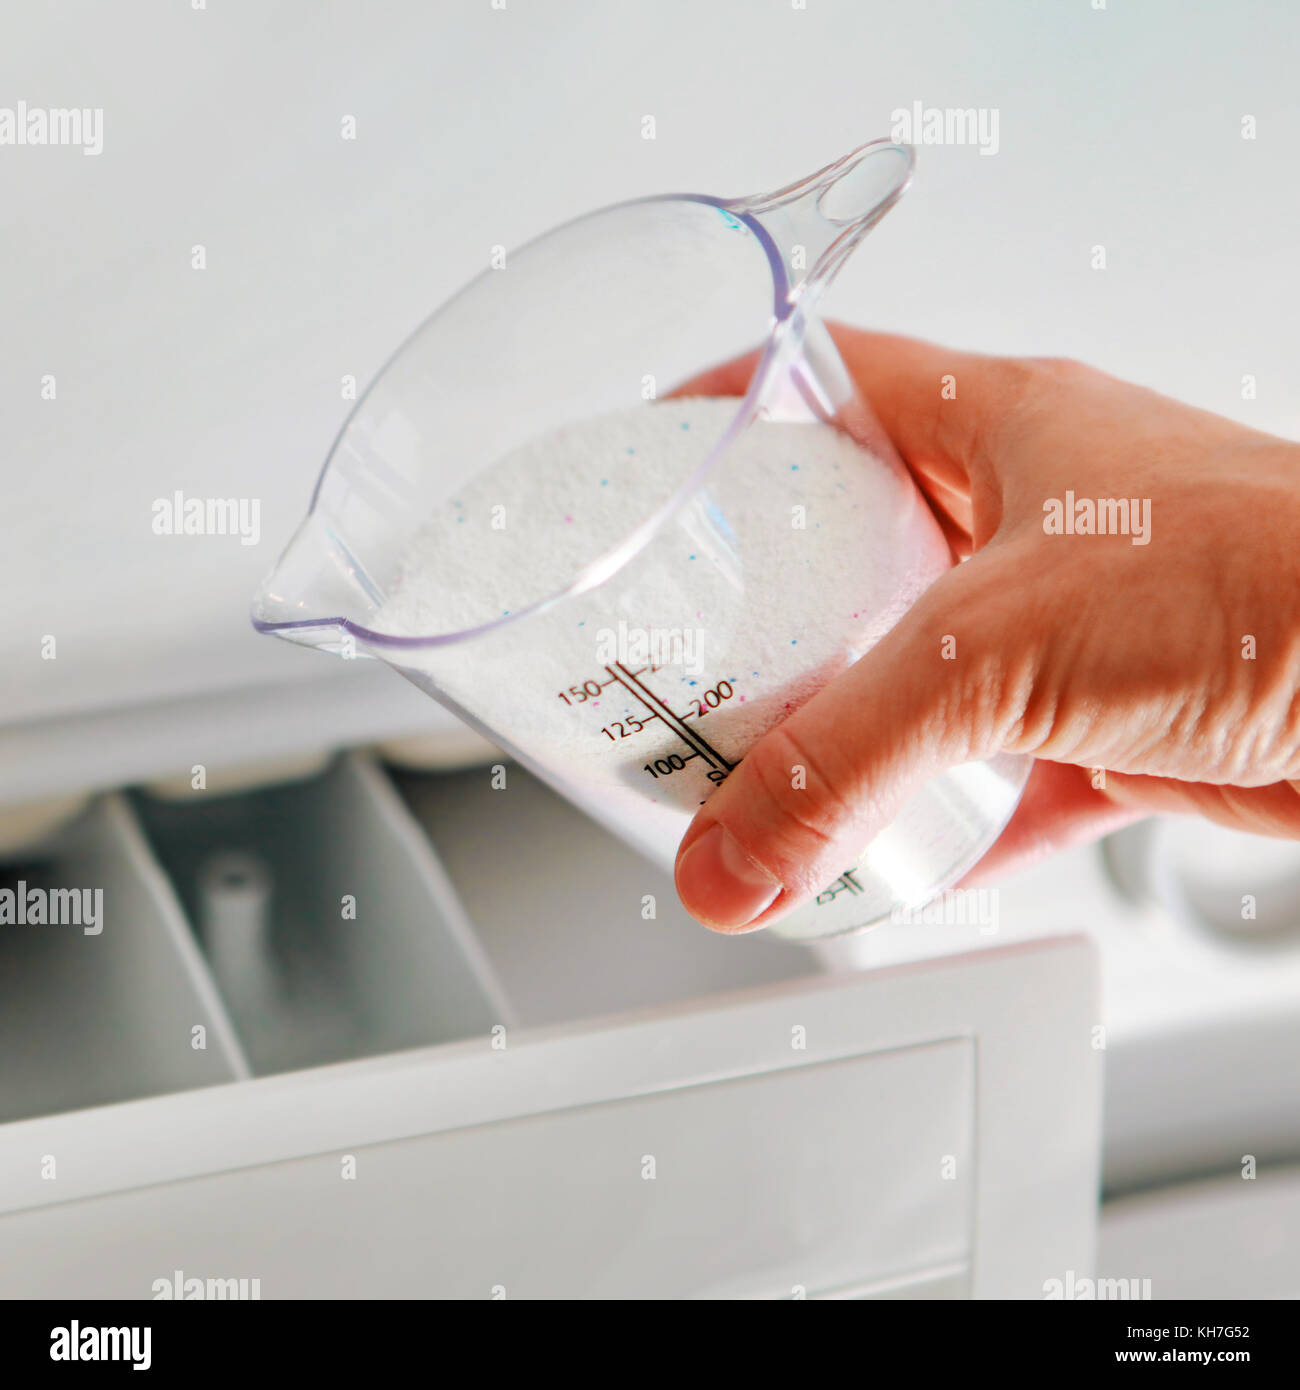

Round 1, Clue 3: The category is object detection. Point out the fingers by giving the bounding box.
[674,550,1032,931]
[678,327,1044,484]
[827,324,1040,480]
[962,763,1300,889]
[669,348,762,400]
[1098,772,1300,841]
[676,327,1080,550]
[957,759,1144,885]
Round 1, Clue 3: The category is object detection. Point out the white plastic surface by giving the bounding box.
[0,1040,975,1299]
[1099,1166,1300,1300]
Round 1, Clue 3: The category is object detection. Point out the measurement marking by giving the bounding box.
[817,868,864,906]
[609,663,734,775]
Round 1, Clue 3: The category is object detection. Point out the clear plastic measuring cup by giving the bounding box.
[253,138,1027,940]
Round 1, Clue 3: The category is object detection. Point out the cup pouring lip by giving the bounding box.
[252,137,915,653]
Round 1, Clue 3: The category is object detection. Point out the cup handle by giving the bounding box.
[728,138,915,309]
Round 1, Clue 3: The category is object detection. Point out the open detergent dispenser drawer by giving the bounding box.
[0,750,1101,1299]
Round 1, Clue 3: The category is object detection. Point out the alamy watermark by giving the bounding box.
[152,1269,261,1300]
[890,887,999,934]
[1043,491,1152,546]
[152,491,261,546]
[1043,1270,1152,1300]
[890,101,999,156]
[0,101,102,156]
[0,881,102,934]
[595,621,705,677]
[50,1322,149,1370]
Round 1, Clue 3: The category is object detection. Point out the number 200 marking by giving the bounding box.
[692,681,733,716]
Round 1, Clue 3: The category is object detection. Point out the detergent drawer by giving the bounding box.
[0,753,1101,1299]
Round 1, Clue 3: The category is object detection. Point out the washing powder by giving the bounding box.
[373,397,959,874]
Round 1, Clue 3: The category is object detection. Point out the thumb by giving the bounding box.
[673,550,1027,931]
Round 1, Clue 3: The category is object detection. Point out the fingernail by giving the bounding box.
[676,823,781,929]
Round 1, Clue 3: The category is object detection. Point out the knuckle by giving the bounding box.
[736,722,857,877]
[968,355,1091,471]
[1022,354,1092,386]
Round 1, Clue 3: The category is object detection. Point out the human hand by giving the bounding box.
[675,326,1300,931]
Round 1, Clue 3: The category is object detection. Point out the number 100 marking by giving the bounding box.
[643,754,728,786]
[644,754,686,778]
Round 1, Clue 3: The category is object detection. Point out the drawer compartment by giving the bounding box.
[0,795,246,1124]
[131,754,511,1074]
[393,762,820,1026]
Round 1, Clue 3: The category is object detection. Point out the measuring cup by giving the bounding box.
[253,138,1027,940]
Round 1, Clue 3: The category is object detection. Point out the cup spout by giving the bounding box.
[251,512,381,657]
[729,138,914,309]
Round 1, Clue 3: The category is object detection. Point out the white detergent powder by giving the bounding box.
[375,398,952,867]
